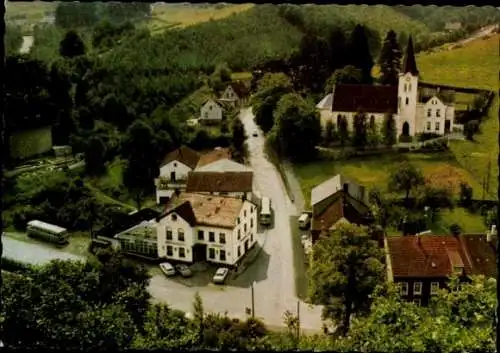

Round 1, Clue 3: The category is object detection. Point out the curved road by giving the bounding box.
[148,108,323,330]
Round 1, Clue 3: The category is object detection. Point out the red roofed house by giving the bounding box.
[317,36,457,139]
[385,232,497,305]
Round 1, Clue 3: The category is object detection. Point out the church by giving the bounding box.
[317,36,457,139]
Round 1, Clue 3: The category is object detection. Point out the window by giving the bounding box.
[244,223,247,232]
[250,233,253,242]
[219,233,226,244]
[166,228,173,240]
[408,83,412,91]
[178,229,185,242]
[209,248,215,259]
[198,230,204,241]
[209,232,215,242]
[166,245,173,256]
[413,282,423,295]
[337,114,342,126]
[173,163,177,167]
[171,214,177,221]
[430,282,439,295]
[237,246,241,257]
[250,218,254,228]
[220,250,226,261]
[435,122,440,131]
[427,109,432,117]
[369,115,375,129]
[244,210,247,217]
[426,122,431,131]
[404,83,407,92]
[405,97,409,105]
[237,217,241,224]
[237,229,241,240]
[179,247,186,258]
[436,109,441,117]
[204,112,208,119]
[209,105,213,110]
[400,282,409,295]
[398,96,401,109]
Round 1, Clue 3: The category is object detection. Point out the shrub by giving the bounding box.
[450,223,462,236]
[1,257,35,274]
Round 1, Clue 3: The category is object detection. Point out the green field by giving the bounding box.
[418,34,499,200]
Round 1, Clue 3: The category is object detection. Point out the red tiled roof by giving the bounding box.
[331,84,398,113]
[387,236,473,278]
[160,146,200,169]
[311,192,372,232]
[186,171,253,193]
[461,234,497,278]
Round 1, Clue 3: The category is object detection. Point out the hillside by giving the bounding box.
[417,34,499,199]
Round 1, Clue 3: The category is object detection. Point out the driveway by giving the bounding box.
[149,108,323,330]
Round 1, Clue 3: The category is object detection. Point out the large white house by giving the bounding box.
[156,192,258,266]
[317,36,457,139]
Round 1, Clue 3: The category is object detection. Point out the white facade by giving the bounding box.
[328,111,387,130]
[156,199,258,266]
[396,72,420,137]
[200,99,223,122]
[156,160,193,203]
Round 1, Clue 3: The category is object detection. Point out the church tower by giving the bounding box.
[397,36,419,137]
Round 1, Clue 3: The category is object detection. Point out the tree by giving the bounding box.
[324,65,362,93]
[209,63,232,93]
[231,117,246,153]
[59,30,86,58]
[378,30,402,85]
[342,276,495,352]
[352,111,368,149]
[464,119,479,141]
[55,2,99,29]
[347,24,374,84]
[270,93,322,161]
[388,162,425,207]
[84,136,107,176]
[327,28,347,72]
[6,25,23,55]
[382,112,397,146]
[251,73,294,133]
[323,120,336,145]
[308,223,385,335]
[193,292,205,345]
[338,115,349,147]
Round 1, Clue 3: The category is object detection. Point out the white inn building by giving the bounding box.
[156,192,258,266]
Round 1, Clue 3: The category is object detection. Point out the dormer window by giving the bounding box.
[209,105,213,111]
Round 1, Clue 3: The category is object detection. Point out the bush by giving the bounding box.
[398,135,413,143]
[1,257,35,274]
[450,223,462,236]
[417,132,440,142]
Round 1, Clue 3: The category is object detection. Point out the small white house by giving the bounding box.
[156,192,258,266]
[200,99,223,123]
[219,81,249,108]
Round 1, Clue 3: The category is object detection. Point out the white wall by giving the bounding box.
[397,73,419,136]
[421,97,448,135]
[232,200,258,264]
[330,111,387,130]
[196,225,235,265]
[200,100,223,121]
[159,160,193,181]
[221,86,238,101]
[157,211,195,262]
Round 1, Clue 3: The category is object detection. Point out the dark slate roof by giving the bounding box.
[331,84,398,113]
[229,81,249,98]
[186,171,253,193]
[160,146,200,169]
[162,201,197,227]
[402,35,419,76]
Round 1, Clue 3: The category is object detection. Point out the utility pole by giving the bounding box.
[251,281,255,318]
[296,300,301,341]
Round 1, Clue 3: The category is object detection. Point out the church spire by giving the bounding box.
[402,35,419,76]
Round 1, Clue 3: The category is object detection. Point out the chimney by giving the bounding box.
[487,225,497,242]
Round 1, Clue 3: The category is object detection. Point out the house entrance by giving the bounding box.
[192,244,207,262]
[444,120,451,133]
[402,122,410,136]
[170,171,176,182]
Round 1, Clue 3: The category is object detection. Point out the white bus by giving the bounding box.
[260,197,272,226]
[27,220,69,245]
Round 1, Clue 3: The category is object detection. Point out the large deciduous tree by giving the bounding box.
[388,161,425,207]
[378,30,402,86]
[55,2,99,29]
[308,223,385,335]
[270,93,321,161]
[84,136,107,176]
[251,73,294,133]
[347,24,374,84]
[324,65,363,94]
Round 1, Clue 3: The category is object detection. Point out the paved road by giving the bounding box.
[149,108,324,330]
[2,235,85,265]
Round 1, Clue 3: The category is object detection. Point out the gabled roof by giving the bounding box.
[316,93,333,110]
[386,236,473,278]
[160,146,201,169]
[196,159,252,173]
[196,148,232,168]
[227,81,249,98]
[186,171,253,193]
[461,234,496,278]
[159,192,248,229]
[331,84,398,114]
[311,192,372,232]
[311,174,360,206]
[402,35,419,76]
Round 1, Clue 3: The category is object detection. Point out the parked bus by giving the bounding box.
[260,197,272,226]
[27,220,69,245]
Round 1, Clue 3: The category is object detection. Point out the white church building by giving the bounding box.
[317,36,456,139]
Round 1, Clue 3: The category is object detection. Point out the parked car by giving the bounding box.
[160,262,176,277]
[176,264,193,277]
[298,212,311,229]
[212,267,229,284]
[252,132,258,137]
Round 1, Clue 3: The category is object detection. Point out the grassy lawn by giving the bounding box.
[150,3,254,33]
[417,34,499,200]
[294,151,483,209]
[3,231,91,257]
[231,72,253,81]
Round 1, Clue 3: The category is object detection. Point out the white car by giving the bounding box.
[176,264,193,277]
[212,267,229,284]
[159,262,176,277]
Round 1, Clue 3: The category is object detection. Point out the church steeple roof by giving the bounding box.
[402,35,419,76]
